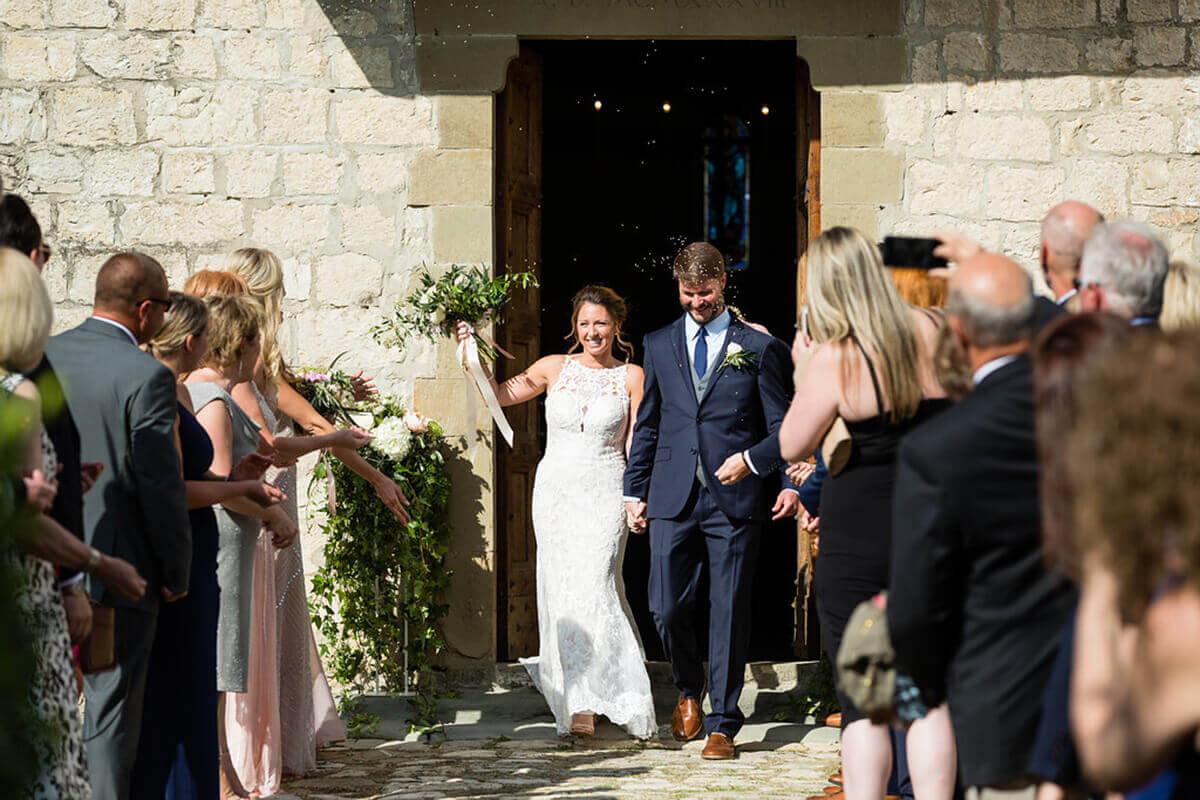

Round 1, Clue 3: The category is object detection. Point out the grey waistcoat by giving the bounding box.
[690,360,714,486]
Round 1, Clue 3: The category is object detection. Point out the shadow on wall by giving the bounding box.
[438,431,492,665]
[317,0,1200,97]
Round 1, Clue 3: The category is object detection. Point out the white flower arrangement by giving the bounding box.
[370,415,413,461]
[718,341,757,372]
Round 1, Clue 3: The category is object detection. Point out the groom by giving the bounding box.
[624,242,799,759]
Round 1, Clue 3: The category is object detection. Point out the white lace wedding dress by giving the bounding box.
[520,355,657,739]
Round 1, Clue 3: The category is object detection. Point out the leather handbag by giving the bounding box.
[820,416,852,476]
[77,602,116,674]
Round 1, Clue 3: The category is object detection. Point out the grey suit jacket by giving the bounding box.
[45,317,191,613]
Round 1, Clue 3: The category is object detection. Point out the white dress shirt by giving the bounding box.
[92,316,138,347]
[684,308,731,376]
[972,354,1019,386]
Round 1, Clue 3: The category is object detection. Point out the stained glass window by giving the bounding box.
[702,116,751,270]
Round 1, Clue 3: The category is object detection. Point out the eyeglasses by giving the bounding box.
[140,297,173,311]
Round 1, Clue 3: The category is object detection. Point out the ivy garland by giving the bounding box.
[303,388,453,735]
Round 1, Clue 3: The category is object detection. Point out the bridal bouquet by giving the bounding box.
[372,265,538,447]
[371,265,538,363]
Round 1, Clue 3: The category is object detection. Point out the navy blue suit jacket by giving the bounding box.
[623,316,794,522]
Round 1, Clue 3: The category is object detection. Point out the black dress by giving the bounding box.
[814,341,949,726]
[132,403,220,799]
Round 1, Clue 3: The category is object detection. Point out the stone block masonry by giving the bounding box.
[0,0,498,668]
[845,0,1200,275]
[5,0,1200,673]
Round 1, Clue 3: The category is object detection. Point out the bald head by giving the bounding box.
[94,251,167,311]
[947,253,1037,348]
[1042,202,1102,262]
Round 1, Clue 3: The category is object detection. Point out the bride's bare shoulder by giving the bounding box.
[532,353,568,381]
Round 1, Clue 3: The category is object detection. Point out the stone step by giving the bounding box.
[440,659,823,693]
[361,660,838,745]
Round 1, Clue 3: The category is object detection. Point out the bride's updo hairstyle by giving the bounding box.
[223,247,286,381]
[566,285,634,362]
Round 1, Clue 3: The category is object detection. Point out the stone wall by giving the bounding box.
[5,0,1198,673]
[822,0,1200,280]
[0,0,498,667]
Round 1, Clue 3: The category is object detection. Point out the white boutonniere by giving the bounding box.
[718,341,757,372]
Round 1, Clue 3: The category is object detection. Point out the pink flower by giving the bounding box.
[403,410,430,433]
[302,371,330,382]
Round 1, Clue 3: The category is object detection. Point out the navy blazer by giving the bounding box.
[623,316,794,522]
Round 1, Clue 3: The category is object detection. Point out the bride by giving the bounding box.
[457,285,656,738]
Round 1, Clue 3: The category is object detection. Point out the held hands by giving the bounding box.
[715,453,752,486]
[23,469,56,513]
[624,500,648,535]
[799,509,820,533]
[771,490,801,521]
[454,321,472,345]
[265,507,299,549]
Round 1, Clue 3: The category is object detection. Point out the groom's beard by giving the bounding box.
[684,296,725,324]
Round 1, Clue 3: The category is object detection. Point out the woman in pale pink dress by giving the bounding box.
[222,249,412,796]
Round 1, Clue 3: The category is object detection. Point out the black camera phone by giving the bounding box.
[880,236,948,270]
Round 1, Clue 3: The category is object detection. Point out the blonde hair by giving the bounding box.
[806,226,922,422]
[146,292,208,360]
[0,248,52,372]
[183,269,249,298]
[223,248,285,380]
[200,294,263,370]
[1160,260,1200,332]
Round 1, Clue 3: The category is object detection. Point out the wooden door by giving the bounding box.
[794,58,821,659]
[495,47,544,661]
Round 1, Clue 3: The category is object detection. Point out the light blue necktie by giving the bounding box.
[694,325,708,378]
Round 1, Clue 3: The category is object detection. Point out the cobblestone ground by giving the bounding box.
[275,736,841,800]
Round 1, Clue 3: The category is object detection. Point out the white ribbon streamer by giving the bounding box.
[457,327,514,448]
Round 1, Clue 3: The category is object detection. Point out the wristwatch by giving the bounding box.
[82,546,103,574]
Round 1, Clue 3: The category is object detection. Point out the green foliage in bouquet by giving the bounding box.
[292,353,361,428]
[300,371,453,734]
[372,264,538,362]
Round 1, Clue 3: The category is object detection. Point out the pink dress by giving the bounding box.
[224,383,344,797]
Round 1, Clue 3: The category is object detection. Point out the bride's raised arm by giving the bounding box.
[454,322,563,408]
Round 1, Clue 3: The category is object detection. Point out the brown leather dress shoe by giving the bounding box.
[700,732,735,760]
[670,696,704,741]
